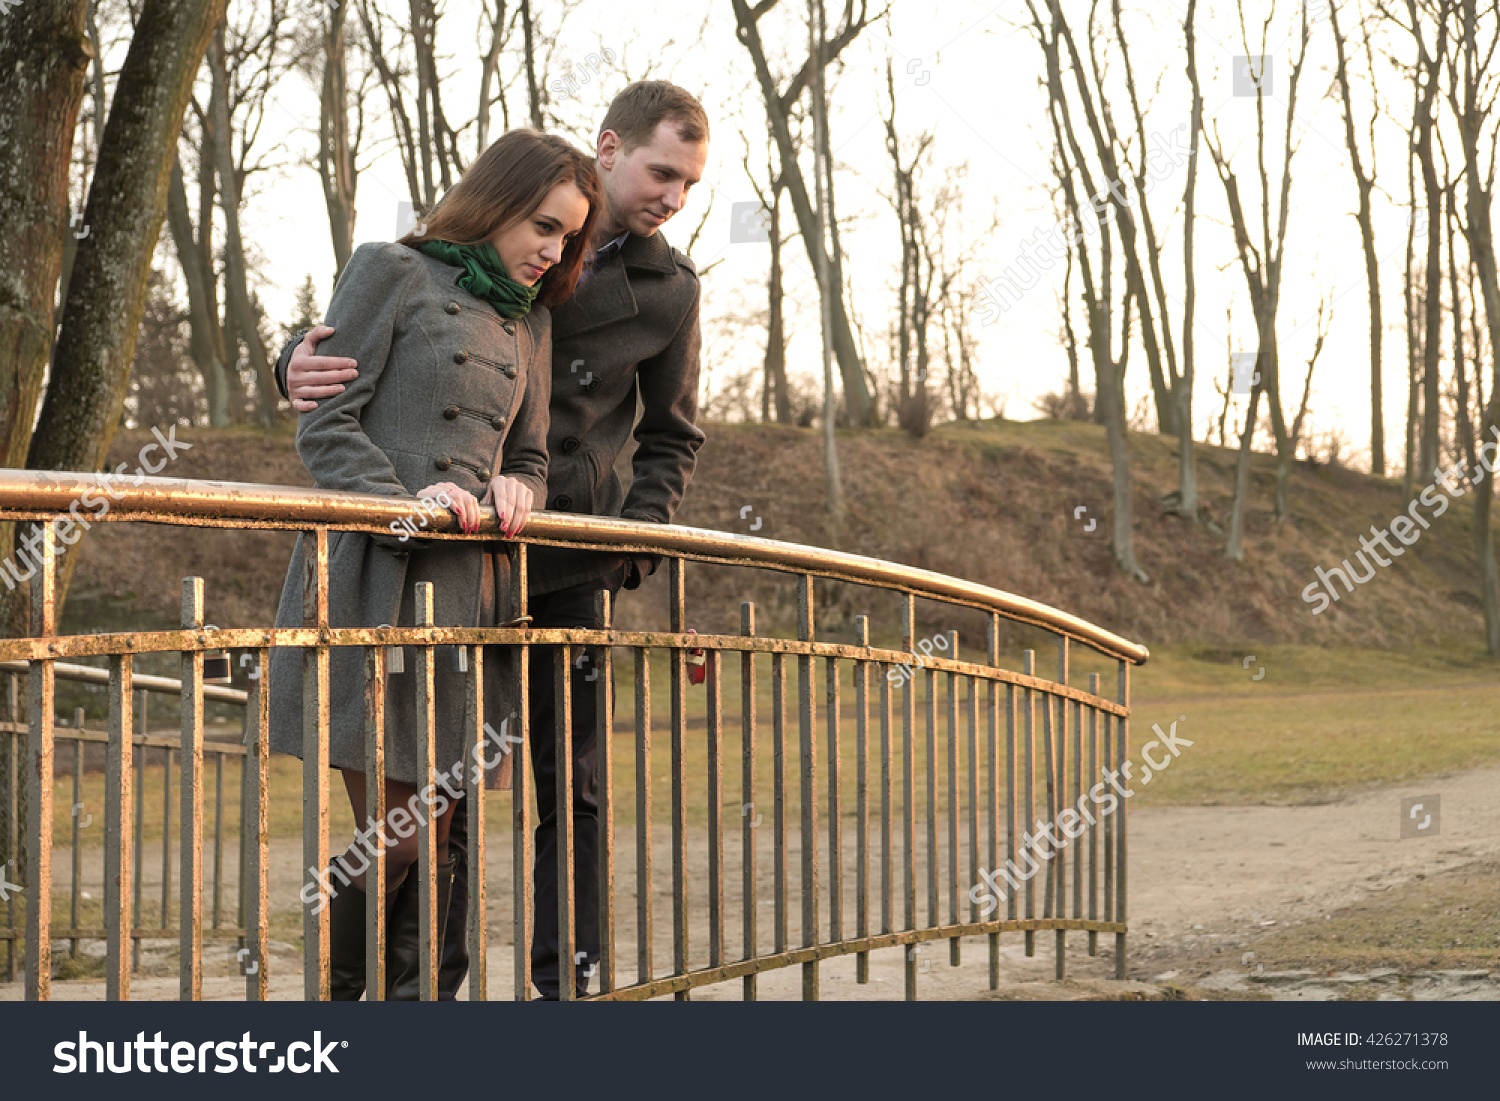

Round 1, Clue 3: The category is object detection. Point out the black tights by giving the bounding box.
[335,769,458,893]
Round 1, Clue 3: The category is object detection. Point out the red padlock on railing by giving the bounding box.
[686,627,707,685]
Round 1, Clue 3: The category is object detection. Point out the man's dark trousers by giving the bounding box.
[438,569,623,1000]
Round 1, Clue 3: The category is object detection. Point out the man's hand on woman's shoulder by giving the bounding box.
[287,324,361,411]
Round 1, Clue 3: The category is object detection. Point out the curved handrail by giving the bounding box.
[0,468,1148,664]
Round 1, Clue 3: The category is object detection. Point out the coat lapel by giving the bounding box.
[550,230,679,342]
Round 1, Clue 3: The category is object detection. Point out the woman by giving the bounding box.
[265,129,602,1000]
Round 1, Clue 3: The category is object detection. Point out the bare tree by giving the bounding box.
[1329,0,1387,476]
[1027,0,1149,583]
[1203,0,1312,526]
[731,0,878,427]
[742,129,796,424]
[810,0,845,519]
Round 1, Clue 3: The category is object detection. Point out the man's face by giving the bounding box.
[596,119,708,238]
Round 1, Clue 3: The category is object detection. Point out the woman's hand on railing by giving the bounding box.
[481,475,533,538]
[417,481,482,534]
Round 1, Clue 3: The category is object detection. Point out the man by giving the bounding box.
[275,81,709,999]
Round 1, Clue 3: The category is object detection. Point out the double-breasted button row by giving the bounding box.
[442,405,506,430]
[433,457,492,480]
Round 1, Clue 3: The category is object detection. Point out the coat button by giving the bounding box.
[585,377,601,392]
[552,494,572,511]
[445,301,461,315]
[434,457,451,471]
[478,468,492,481]
[503,321,516,334]
[443,405,460,420]
[504,365,518,379]
[490,414,506,429]
[453,351,468,364]
[562,437,581,453]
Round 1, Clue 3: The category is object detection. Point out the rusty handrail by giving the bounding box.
[0,469,1148,665]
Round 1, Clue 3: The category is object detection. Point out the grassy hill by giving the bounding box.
[66,416,1492,655]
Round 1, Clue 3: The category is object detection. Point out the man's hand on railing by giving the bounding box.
[287,324,360,411]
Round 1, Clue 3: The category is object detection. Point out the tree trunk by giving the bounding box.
[731,0,875,427]
[1226,386,1263,561]
[319,0,357,280]
[1177,0,1202,518]
[809,0,843,520]
[207,33,280,429]
[521,0,544,129]
[765,184,791,424]
[166,157,230,426]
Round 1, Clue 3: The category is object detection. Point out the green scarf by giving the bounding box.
[416,239,541,319]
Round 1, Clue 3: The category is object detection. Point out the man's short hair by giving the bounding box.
[599,81,709,151]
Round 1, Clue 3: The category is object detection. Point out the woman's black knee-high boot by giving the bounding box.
[327,858,367,1000]
[386,857,458,1001]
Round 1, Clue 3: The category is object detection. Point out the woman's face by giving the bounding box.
[488,179,591,286]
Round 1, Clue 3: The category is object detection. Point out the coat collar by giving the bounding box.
[551,229,677,340]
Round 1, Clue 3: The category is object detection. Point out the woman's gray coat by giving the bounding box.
[263,241,551,784]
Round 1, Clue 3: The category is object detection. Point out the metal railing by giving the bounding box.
[0,469,1148,1001]
[0,662,249,982]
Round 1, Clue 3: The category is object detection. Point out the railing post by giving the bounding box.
[796,575,818,1002]
[413,581,438,1002]
[594,590,613,997]
[1022,649,1034,959]
[739,602,757,1002]
[464,639,487,1001]
[301,527,331,1001]
[363,645,388,1000]
[106,655,133,1001]
[26,519,58,1001]
[668,557,689,999]
[245,649,269,1001]
[986,613,1001,990]
[854,614,869,985]
[1054,636,1068,980]
[181,577,206,1000]
[901,594,916,1001]
[1116,659,1129,980]
[3,673,17,983]
[509,542,532,1002]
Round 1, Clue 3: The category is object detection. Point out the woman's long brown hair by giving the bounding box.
[397,129,603,308]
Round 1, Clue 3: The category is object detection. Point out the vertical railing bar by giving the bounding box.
[965,668,979,962]
[1088,673,1100,957]
[739,602,757,1003]
[1072,696,1083,923]
[1116,660,1130,980]
[825,648,840,951]
[945,631,959,967]
[212,750,224,932]
[248,647,269,1002]
[594,591,614,997]
[771,650,786,958]
[854,614,869,985]
[555,643,575,1003]
[132,692,145,976]
[901,594,916,1001]
[2,673,16,983]
[668,558,689,1000]
[465,643,486,1000]
[106,655,133,1001]
[363,645,388,1001]
[25,519,57,1001]
[70,723,81,960]
[510,543,532,1001]
[707,646,724,970]
[1054,637,1068,980]
[879,657,893,941]
[1022,649,1034,958]
[160,742,170,937]
[633,645,651,987]
[985,613,1000,990]
[796,575,818,1002]
[923,660,937,936]
[1103,710,1115,926]
[301,528,331,1000]
[413,581,438,1002]
[1040,685,1055,926]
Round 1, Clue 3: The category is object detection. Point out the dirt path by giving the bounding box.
[5,765,1495,1001]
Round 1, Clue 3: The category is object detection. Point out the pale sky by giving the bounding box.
[145,0,1454,471]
